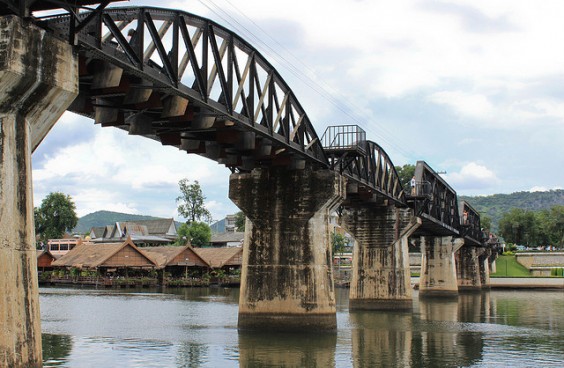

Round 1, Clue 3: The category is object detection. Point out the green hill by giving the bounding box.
[74,210,165,234]
[460,189,564,231]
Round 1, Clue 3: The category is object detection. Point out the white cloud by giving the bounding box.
[529,186,563,192]
[429,91,494,119]
[444,162,500,191]
[33,114,236,221]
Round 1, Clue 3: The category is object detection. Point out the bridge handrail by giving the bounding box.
[321,125,366,150]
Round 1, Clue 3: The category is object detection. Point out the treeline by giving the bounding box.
[460,190,564,230]
[498,206,564,248]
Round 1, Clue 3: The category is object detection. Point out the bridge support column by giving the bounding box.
[479,249,491,289]
[342,206,420,310]
[488,251,497,274]
[419,236,464,297]
[0,16,78,367]
[456,246,482,291]
[229,168,345,331]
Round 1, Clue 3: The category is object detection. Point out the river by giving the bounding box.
[40,286,564,367]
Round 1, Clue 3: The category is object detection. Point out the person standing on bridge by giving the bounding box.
[410,176,416,195]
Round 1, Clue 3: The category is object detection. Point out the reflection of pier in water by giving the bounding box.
[417,293,485,367]
[238,331,337,367]
[350,311,413,367]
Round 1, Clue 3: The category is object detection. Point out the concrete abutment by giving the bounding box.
[0,16,78,367]
[229,168,345,331]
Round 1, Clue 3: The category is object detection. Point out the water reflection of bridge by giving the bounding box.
[1,1,498,365]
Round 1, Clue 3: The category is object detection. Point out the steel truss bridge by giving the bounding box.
[1,1,490,247]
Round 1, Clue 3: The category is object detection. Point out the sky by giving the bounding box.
[31,0,564,222]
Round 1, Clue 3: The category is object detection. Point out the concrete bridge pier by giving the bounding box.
[488,251,497,274]
[419,236,464,297]
[456,246,482,291]
[479,249,492,289]
[0,16,78,367]
[341,206,421,310]
[229,168,345,331]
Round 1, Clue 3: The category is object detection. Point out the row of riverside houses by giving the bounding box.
[37,215,245,287]
[37,237,243,287]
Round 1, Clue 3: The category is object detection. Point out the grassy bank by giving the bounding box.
[491,255,531,277]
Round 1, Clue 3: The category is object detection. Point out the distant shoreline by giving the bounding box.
[411,277,564,290]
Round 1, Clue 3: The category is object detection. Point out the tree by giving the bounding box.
[34,192,78,242]
[498,208,536,246]
[332,232,348,255]
[176,179,212,224]
[480,215,492,232]
[235,211,246,232]
[547,205,564,248]
[176,223,191,246]
[395,164,415,189]
[177,221,211,247]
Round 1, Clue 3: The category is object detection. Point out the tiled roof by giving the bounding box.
[142,245,210,268]
[194,247,243,268]
[210,231,245,244]
[52,238,156,269]
[135,219,176,235]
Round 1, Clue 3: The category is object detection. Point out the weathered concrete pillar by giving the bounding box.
[341,206,420,310]
[0,16,78,367]
[478,249,491,289]
[456,246,482,291]
[229,168,345,331]
[419,236,464,297]
[488,251,497,274]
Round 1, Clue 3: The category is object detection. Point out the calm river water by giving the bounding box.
[40,286,564,367]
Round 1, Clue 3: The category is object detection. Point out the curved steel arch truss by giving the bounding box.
[322,125,406,205]
[43,6,327,171]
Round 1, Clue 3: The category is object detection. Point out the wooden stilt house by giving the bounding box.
[51,237,157,276]
[142,245,211,277]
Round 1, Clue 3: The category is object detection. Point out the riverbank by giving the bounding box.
[410,277,564,289]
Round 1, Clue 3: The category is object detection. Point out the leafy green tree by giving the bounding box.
[395,164,415,189]
[235,211,246,232]
[533,210,552,247]
[178,221,211,247]
[176,179,212,224]
[547,205,564,248]
[480,215,492,232]
[176,223,191,246]
[498,208,536,246]
[332,232,348,255]
[34,192,78,242]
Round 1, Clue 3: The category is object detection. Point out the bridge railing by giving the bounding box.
[321,125,366,153]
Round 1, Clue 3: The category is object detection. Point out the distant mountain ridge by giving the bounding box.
[76,190,564,234]
[460,189,564,230]
[74,210,168,233]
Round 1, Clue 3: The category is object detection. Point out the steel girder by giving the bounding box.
[411,161,460,235]
[42,6,328,171]
[459,200,484,246]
